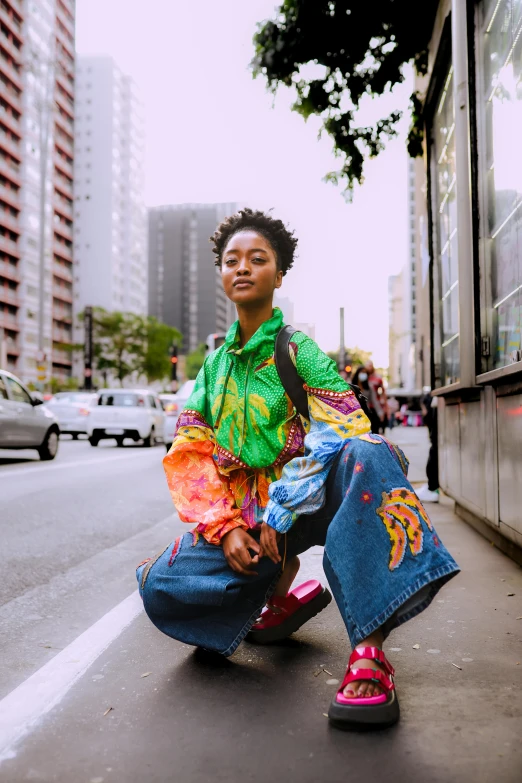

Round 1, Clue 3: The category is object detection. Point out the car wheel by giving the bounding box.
[165,442,172,453]
[116,437,125,447]
[88,436,99,447]
[38,429,59,461]
[143,428,154,447]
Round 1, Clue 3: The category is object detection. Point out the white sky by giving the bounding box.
[76,0,411,366]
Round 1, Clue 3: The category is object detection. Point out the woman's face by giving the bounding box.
[221,230,282,306]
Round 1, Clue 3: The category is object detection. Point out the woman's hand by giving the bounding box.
[260,523,281,564]
[222,528,261,576]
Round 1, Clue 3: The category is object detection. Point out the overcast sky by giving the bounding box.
[76,0,411,366]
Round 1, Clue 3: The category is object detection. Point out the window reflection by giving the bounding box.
[482,0,522,367]
[433,64,460,385]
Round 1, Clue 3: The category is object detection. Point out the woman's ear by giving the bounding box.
[275,270,283,289]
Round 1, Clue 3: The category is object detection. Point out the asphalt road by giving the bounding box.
[0,437,183,699]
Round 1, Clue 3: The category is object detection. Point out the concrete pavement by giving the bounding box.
[1,429,521,782]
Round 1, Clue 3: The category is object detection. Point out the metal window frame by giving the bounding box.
[474,0,522,380]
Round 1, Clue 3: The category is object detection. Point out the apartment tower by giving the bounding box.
[0,0,76,385]
[148,204,237,353]
[74,56,147,317]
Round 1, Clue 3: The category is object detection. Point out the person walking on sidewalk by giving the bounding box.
[352,363,387,434]
[137,209,459,730]
[417,389,440,503]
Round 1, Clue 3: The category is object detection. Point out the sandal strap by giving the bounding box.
[348,646,395,677]
[340,667,395,693]
[265,592,300,615]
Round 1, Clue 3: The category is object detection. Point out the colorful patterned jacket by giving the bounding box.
[163,308,371,544]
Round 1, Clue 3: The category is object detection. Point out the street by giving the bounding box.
[0,438,178,700]
[0,429,521,782]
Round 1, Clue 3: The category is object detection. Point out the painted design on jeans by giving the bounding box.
[354,461,364,473]
[382,437,410,476]
[168,536,182,567]
[359,433,382,444]
[360,490,373,504]
[376,488,434,570]
[140,544,170,590]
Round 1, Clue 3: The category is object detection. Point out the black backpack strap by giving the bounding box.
[275,325,309,419]
[275,325,372,421]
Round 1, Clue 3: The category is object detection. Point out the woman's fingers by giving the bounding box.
[227,540,259,576]
[228,554,257,576]
[261,525,281,564]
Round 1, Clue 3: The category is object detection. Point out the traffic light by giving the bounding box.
[170,345,178,381]
[345,365,352,374]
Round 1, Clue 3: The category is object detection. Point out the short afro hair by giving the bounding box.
[210,208,297,276]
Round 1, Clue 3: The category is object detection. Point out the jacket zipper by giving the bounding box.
[238,354,253,458]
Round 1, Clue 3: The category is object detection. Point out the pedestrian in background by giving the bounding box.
[387,395,399,430]
[417,388,439,503]
[352,363,387,434]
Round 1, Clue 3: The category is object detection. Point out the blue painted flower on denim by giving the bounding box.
[264,392,371,533]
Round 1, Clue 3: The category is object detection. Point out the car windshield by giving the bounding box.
[51,393,95,404]
[98,393,144,407]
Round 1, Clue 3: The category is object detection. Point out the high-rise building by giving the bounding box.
[0,0,76,385]
[148,204,237,353]
[388,159,417,390]
[0,0,24,372]
[74,56,147,316]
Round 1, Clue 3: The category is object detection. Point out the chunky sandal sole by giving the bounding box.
[246,587,332,644]
[328,689,400,730]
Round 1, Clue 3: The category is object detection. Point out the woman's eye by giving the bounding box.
[253,257,265,263]
[225,258,236,265]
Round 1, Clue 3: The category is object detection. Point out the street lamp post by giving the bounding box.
[339,307,346,372]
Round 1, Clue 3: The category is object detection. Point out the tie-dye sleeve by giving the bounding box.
[263,334,371,533]
[163,366,249,545]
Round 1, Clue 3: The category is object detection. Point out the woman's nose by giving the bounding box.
[236,261,251,275]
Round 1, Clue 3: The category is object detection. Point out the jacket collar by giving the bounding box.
[224,307,284,356]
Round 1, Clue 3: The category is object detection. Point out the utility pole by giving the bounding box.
[83,306,93,390]
[339,307,346,372]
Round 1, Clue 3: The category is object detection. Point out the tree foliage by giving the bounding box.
[327,346,373,368]
[81,309,181,386]
[141,317,182,383]
[185,343,207,380]
[252,0,438,193]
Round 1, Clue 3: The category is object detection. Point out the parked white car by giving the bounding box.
[160,380,196,452]
[0,370,60,460]
[87,389,165,447]
[45,392,97,439]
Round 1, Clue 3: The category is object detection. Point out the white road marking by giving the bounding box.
[0,448,162,479]
[0,591,143,763]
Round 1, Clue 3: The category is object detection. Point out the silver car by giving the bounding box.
[160,380,196,452]
[0,370,60,460]
[45,392,97,439]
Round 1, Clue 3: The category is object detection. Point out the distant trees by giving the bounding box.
[328,346,373,370]
[185,343,206,380]
[77,308,181,387]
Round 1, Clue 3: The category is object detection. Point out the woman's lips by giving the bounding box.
[233,281,254,288]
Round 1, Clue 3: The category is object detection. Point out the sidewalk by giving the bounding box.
[1,430,521,782]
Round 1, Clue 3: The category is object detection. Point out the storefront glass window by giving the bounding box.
[481,0,522,368]
[433,64,460,385]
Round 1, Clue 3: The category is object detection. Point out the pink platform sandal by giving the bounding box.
[246,579,332,644]
[328,646,400,729]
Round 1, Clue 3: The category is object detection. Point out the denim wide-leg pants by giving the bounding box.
[137,435,460,656]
